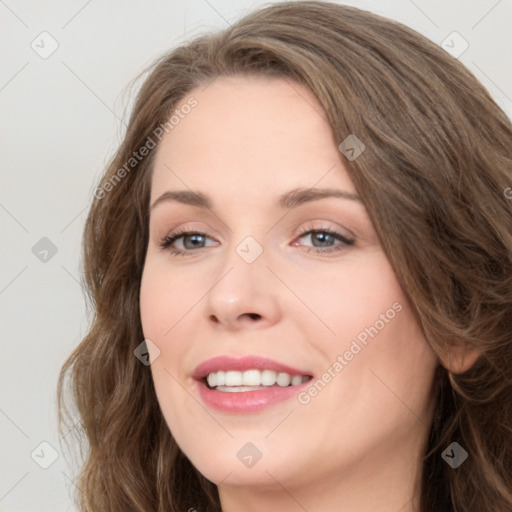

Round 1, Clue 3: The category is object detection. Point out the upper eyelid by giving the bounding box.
[165,226,347,239]
[159,219,354,238]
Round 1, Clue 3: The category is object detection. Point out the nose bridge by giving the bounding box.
[234,234,266,266]
[216,212,269,270]
[213,232,267,294]
[203,229,279,327]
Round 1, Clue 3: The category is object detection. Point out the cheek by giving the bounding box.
[303,251,437,411]
[139,264,200,433]
[139,260,196,341]
[311,275,437,437]
[294,251,406,345]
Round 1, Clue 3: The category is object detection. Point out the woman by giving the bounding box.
[57,2,512,511]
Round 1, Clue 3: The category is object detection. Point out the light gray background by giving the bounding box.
[1,1,511,511]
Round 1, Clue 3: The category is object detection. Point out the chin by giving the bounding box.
[172,427,305,488]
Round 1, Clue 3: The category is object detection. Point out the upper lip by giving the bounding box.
[193,355,312,380]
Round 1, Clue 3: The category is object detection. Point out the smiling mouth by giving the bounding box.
[203,369,312,392]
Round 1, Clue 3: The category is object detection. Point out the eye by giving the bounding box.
[157,225,354,256]
[293,226,354,254]
[158,229,217,256]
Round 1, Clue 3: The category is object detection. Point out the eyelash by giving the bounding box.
[157,225,354,256]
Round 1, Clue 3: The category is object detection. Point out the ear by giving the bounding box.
[438,340,482,374]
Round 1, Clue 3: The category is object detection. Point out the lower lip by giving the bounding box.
[195,379,310,413]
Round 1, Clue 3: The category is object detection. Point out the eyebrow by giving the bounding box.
[150,187,361,212]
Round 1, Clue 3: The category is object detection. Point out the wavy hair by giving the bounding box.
[57,2,512,511]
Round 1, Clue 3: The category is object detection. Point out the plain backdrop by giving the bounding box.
[1,1,511,511]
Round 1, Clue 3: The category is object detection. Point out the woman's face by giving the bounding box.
[140,75,439,496]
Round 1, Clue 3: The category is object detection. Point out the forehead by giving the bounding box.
[150,75,357,201]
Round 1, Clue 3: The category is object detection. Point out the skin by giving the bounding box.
[139,75,441,512]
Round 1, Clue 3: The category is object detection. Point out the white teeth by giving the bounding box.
[207,372,217,388]
[216,370,226,386]
[242,369,261,386]
[225,370,242,386]
[216,386,258,392]
[291,375,303,386]
[261,370,277,386]
[205,369,310,390]
[276,372,291,387]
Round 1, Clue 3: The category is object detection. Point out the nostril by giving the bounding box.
[247,313,261,320]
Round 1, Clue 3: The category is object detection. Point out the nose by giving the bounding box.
[203,238,282,331]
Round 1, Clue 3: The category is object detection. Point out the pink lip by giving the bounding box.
[192,355,313,414]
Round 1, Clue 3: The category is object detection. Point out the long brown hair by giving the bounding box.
[57,2,512,511]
